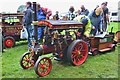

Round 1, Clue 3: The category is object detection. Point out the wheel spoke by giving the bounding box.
[24,56,28,60]
[78,43,83,50]
[38,64,43,71]
[72,54,77,58]
[44,61,49,67]
[22,60,26,64]
[72,51,77,54]
[81,51,86,56]
[28,54,31,59]
[75,56,79,62]
[46,63,49,67]
[73,57,77,63]
[81,50,86,52]
[42,68,45,74]
[74,43,83,51]
[39,63,43,68]
[26,62,29,66]
[77,44,82,50]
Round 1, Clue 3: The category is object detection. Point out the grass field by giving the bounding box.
[1,22,120,78]
[108,22,119,33]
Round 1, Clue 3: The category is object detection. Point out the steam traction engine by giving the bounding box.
[20,20,88,77]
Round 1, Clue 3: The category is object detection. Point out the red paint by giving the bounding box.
[4,39,14,48]
[37,58,52,77]
[71,41,88,65]
[38,20,53,28]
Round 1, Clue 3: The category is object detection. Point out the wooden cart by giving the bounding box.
[90,34,116,56]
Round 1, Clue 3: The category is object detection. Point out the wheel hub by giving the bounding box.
[8,42,11,44]
[74,50,81,55]
[41,64,46,69]
[25,59,30,62]
[5,39,13,47]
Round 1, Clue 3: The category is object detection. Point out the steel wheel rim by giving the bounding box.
[71,42,88,65]
[22,53,34,69]
[37,58,52,76]
[5,39,14,48]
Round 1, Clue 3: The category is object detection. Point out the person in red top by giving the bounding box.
[41,6,52,20]
[37,4,52,40]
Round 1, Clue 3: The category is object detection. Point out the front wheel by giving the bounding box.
[67,40,88,66]
[20,52,35,69]
[34,57,52,77]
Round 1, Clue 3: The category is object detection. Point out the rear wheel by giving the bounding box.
[67,40,88,66]
[34,57,52,77]
[20,52,34,69]
[3,36,15,48]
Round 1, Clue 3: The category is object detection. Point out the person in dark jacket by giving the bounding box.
[101,2,110,31]
[67,6,76,20]
[80,5,89,16]
[55,11,59,20]
[23,1,34,48]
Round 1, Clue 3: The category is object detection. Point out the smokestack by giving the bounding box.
[33,2,38,42]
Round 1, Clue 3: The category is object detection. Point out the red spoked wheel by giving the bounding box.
[20,52,34,69]
[34,57,52,77]
[67,40,88,66]
[4,36,15,48]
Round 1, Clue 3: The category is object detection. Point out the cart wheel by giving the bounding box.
[20,52,34,69]
[67,40,88,66]
[34,57,52,77]
[3,36,15,48]
[92,50,98,56]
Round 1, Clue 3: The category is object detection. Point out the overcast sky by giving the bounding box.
[0,0,119,14]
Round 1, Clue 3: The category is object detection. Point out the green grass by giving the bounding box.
[0,52,2,80]
[108,22,120,33]
[1,22,119,78]
[2,42,119,78]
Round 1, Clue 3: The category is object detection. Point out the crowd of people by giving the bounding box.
[23,1,110,49]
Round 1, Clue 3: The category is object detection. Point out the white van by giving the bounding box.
[110,11,120,22]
